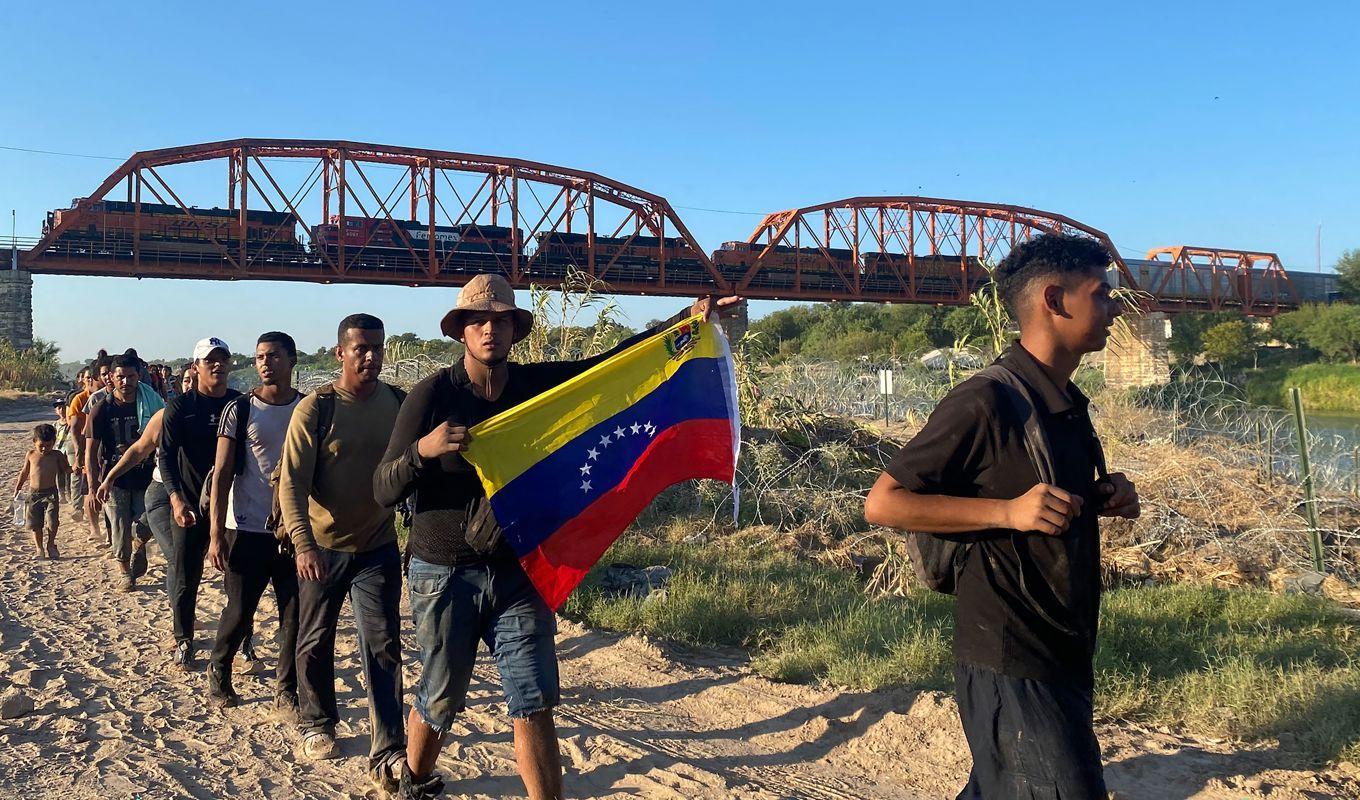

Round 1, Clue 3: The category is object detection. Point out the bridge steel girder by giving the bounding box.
[1144,246,1298,316]
[727,196,1139,305]
[24,138,728,295]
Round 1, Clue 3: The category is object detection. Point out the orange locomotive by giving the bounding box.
[45,200,299,252]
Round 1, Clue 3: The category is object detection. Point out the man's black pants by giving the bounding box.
[210,530,299,695]
[295,542,404,769]
[954,662,1108,800]
[169,517,210,647]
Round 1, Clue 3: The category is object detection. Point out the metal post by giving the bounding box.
[133,171,141,270]
[1290,387,1325,573]
[337,150,346,273]
[427,162,436,278]
[1352,445,1359,497]
[239,147,249,271]
[1171,397,1180,446]
[1255,419,1266,477]
[410,165,419,222]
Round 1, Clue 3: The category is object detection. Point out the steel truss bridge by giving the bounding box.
[17,138,1325,315]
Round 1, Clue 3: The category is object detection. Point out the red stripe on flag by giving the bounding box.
[519,418,736,610]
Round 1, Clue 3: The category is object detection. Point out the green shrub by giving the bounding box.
[1276,363,1360,411]
[0,338,62,391]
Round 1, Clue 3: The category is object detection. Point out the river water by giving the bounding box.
[1310,412,1360,446]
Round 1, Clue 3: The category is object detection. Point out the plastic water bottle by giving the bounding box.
[12,491,26,528]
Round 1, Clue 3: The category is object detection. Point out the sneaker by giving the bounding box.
[46,542,59,559]
[272,690,300,725]
[174,641,196,671]
[370,755,402,795]
[399,761,445,799]
[208,664,239,709]
[240,638,263,674]
[302,731,340,761]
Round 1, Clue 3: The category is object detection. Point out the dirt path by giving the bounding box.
[0,408,1356,799]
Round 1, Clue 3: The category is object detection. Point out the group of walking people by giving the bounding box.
[17,232,1142,799]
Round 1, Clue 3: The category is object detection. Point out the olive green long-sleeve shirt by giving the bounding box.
[279,382,400,555]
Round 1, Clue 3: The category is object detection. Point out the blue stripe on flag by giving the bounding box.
[489,355,733,556]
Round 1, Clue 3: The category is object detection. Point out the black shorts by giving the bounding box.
[954,662,1107,800]
[25,489,60,533]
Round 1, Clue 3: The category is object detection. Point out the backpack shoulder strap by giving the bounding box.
[975,364,1055,486]
[232,391,253,475]
[313,383,337,446]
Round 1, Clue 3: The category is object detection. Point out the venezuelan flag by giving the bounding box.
[463,315,740,609]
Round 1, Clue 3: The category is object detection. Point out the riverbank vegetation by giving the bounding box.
[564,536,1360,764]
[0,338,63,392]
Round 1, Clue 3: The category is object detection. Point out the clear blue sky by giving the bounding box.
[3,0,1358,361]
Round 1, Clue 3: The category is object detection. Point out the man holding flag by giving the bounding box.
[374,273,742,800]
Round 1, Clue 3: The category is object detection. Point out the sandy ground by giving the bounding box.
[0,397,1357,799]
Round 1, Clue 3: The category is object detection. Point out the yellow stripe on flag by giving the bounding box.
[467,315,723,494]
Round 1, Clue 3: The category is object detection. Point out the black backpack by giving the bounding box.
[425,365,504,556]
[903,363,1107,595]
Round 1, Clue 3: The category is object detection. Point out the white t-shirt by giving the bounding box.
[219,392,302,534]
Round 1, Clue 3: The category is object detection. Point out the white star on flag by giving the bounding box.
[629,422,641,434]
[614,426,626,439]
[587,447,599,460]
[643,421,656,436]
[580,480,592,493]
[580,464,591,475]
[599,434,612,448]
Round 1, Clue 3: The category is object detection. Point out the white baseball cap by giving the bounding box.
[192,337,231,361]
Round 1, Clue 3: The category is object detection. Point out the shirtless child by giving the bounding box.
[14,424,72,558]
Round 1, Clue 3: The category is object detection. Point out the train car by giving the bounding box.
[532,231,707,284]
[1116,259,1339,308]
[309,216,516,254]
[860,252,987,298]
[45,199,299,248]
[308,217,521,274]
[1283,270,1340,304]
[712,240,857,292]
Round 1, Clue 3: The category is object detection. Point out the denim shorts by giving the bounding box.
[408,555,560,729]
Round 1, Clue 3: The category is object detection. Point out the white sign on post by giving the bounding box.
[878,369,894,424]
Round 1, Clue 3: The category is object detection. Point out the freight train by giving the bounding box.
[37,200,1342,306]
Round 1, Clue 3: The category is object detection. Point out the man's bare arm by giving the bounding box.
[864,472,1082,537]
[13,454,30,496]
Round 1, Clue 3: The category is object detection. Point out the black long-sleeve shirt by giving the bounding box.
[375,320,682,566]
[159,388,241,509]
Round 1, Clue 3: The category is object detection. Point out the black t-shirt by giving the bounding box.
[158,388,242,510]
[90,395,152,492]
[375,323,675,567]
[885,344,1104,687]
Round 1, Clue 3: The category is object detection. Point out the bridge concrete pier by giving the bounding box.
[0,257,33,350]
[1103,312,1171,388]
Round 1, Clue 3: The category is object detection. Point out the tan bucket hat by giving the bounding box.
[439,273,535,343]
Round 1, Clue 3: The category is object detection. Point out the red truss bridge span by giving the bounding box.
[20,139,1328,315]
